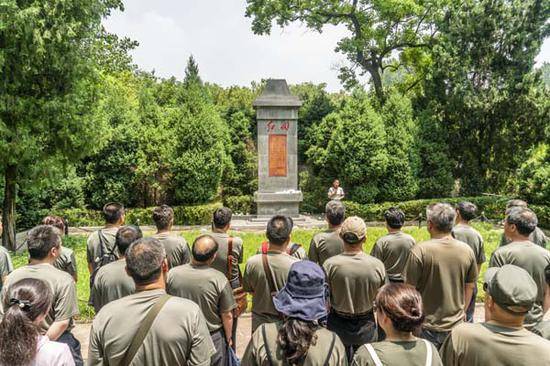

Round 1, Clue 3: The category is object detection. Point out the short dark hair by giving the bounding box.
[457,202,477,222]
[125,238,166,286]
[326,201,345,226]
[152,205,174,230]
[115,225,143,256]
[266,215,292,245]
[191,235,218,262]
[426,203,455,233]
[545,263,550,285]
[27,226,61,260]
[506,207,538,236]
[103,202,125,224]
[41,216,65,234]
[212,207,232,229]
[384,207,405,229]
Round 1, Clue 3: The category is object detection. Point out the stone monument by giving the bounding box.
[253,79,303,217]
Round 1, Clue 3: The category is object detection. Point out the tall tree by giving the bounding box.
[245,0,441,102]
[0,0,122,250]
[184,55,202,86]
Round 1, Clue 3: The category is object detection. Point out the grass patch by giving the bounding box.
[12,223,501,321]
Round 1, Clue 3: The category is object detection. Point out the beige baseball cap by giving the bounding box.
[339,216,367,244]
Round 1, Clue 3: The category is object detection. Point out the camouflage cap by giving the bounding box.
[484,265,537,314]
[339,216,366,244]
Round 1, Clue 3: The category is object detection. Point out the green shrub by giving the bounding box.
[517,144,549,206]
[224,195,254,215]
[173,202,222,225]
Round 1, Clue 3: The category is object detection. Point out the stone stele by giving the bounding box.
[253,79,303,217]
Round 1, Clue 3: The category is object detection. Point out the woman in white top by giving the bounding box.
[0,278,74,366]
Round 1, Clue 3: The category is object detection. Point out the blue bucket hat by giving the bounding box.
[273,260,328,321]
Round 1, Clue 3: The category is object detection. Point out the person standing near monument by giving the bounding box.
[499,199,548,248]
[88,238,215,366]
[440,265,550,365]
[328,179,345,201]
[90,225,142,312]
[2,225,82,365]
[451,202,485,322]
[167,235,236,366]
[150,205,190,269]
[308,200,346,266]
[208,207,245,347]
[371,207,416,283]
[404,203,478,350]
[489,207,550,329]
[42,216,78,282]
[324,216,386,361]
[243,215,299,333]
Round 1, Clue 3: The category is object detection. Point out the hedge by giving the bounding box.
[344,196,549,229]
[41,202,223,227]
[223,195,255,215]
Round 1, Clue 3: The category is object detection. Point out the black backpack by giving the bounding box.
[89,230,118,288]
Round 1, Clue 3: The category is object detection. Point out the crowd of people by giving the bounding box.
[0,198,548,365]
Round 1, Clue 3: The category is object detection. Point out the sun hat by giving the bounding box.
[273,261,328,321]
[339,216,367,244]
[483,264,537,314]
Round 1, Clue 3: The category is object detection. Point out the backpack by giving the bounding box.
[89,230,118,288]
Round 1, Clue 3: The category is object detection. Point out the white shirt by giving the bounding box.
[30,336,75,366]
[328,187,345,200]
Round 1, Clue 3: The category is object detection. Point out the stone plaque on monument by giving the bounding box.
[253,79,303,217]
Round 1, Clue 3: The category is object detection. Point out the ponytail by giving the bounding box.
[277,318,319,365]
[0,279,52,366]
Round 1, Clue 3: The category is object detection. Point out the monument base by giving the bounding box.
[254,191,303,218]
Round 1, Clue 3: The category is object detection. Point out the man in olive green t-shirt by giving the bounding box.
[2,225,81,365]
[440,265,550,366]
[91,225,142,312]
[451,201,485,322]
[0,245,14,293]
[405,203,478,350]
[167,235,236,366]
[41,215,79,282]
[371,207,415,283]
[490,207,550,328]
[324,216,386,360]
[150,204,190,269]
[532,263,550,340]
[498,199,548,249]
[309,200,345,266]
[88,238,215,366]
[86,202,125,275]
[243,215,299,333]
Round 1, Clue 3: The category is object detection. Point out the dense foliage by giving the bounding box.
[1,0,549,235]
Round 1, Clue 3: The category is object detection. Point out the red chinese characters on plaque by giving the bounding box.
[268,134,287,177]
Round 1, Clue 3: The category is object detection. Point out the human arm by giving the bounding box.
[46,319,70,341]
[188,310,216,366]
[69,251,78,282]
[463,282,476,313]
[221,311,233,347]
[87,322,103,366]
[308,237,319,264]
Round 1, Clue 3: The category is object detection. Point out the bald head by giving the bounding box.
[192,235,219,263]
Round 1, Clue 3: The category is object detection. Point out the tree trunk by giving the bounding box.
[369,65,385,104]
[2,164,17,251]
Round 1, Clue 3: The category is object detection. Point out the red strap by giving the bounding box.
[261,241,269,255]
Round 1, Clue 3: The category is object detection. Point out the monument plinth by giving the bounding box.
[253,79,303,217]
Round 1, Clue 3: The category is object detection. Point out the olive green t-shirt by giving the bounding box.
[371,231,416,282]
[88,289,216,366]
[532,320,550,340]
[489,240,550,326]
[53,246,77,279]
[499,227,548,249]
[2,263,79,333]
[255,243,308,260]
[91,259,135,312]
[86,226,119,269]
[440,322,550,366]
[243,251,299,332]
[308,229,344,266]
[242,322,348,366]
[167,264,236,332]
[404,238,478,331]
[352,339,442,366]
[0,246,14,292]
[149,232,190,269]
[452,224,486,265]
[323,252,386,315]
[209,232,244,287]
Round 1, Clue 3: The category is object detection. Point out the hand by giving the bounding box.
[227,338,233,348]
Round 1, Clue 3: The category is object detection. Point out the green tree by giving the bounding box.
[0,0,121,249]
[307,90,388,203]
[422,0,549,195]
[184,55,202,86]
[517,144,549,205]
[245,0,441,102]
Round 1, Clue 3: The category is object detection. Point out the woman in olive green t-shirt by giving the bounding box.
[353,283,443,366]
